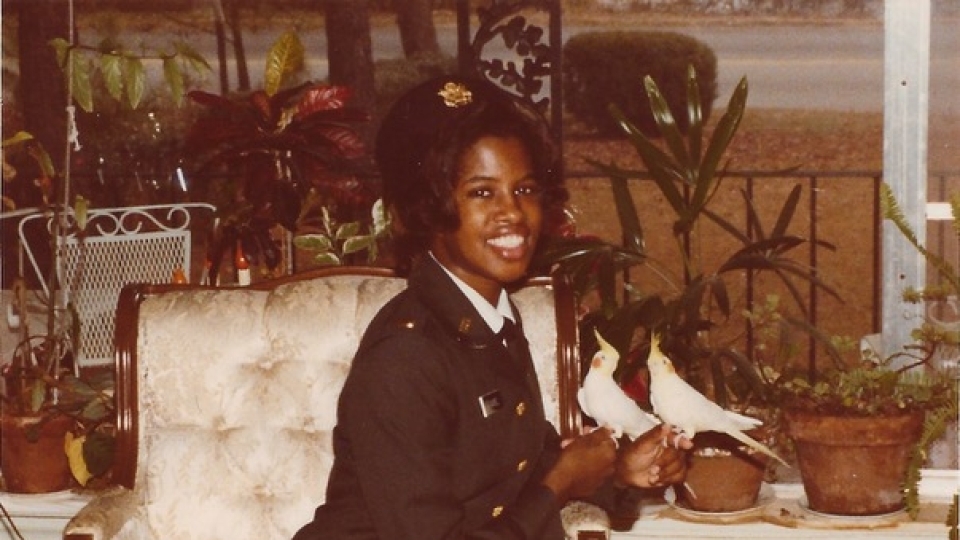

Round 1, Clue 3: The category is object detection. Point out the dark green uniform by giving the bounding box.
[293,257,564,539]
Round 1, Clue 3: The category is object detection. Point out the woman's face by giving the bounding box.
[431,135,543,304]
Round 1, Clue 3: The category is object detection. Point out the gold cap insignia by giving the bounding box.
[438,82,473,108]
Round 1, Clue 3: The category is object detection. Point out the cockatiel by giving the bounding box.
[646,334,789,467]
[578,330,660,439]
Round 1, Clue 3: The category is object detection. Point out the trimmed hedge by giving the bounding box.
[563,31,718,137]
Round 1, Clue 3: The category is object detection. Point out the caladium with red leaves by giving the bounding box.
[184,71,372,280]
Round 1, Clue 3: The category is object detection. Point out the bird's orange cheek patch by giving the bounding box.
[592,357,602,368]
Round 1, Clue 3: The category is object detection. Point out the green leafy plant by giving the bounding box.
[756,182,960,518]
[870,181,960,517]
[49,35,209,112]
[537,66,838,410]
[2,133,116,487]
[293,197,391,267]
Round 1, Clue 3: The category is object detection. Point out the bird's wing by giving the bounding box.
[581,378,656,433]
[577,386,592,418]
[622,407,661,439]
[723,409,763,430]
[652,374,729,437]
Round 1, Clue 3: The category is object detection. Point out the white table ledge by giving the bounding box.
[0,490,92,540]
[612,469,958,539]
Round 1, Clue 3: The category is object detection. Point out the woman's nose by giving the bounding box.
[496,191,523,219]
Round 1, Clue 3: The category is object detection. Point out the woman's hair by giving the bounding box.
[375,75,567,273]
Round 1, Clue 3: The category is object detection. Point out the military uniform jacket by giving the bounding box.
[293,257,565,540]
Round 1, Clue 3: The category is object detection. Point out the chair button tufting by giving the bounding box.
[491,505,503,518]
[515,401,526,416]
[517,459,528,472]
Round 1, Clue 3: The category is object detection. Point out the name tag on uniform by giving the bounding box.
[478,390,504,418]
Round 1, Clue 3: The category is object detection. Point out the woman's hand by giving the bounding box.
[542,427,618,502]
[615,424,692,488]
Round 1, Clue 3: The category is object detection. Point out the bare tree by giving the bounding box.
[325,0,376,142]
[208,0,250,94]
[14,0,70,171]
[395,0,440,58]
[225,0,251,91]
[210,0,230,93]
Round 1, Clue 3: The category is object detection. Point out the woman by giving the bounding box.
[293,76,689,540]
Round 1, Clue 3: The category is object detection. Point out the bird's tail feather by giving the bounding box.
[724,410,763,430]
[726,429,789,468]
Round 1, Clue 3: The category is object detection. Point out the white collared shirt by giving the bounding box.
[430,253,515,334]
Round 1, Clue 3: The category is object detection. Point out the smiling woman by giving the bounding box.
[291,75,693,540]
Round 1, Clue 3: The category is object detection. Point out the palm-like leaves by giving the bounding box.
[541,66,840,405]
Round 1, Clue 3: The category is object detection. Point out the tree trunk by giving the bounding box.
[16,0,70,172]
[210,0,230,94]
[226,0,250,91]
[324,0,375,143]
[396,0,440,58]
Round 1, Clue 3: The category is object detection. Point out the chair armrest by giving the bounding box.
[63,486,139,540]
[561,500,610,540]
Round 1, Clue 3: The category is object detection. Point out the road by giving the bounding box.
[134,18,958,114]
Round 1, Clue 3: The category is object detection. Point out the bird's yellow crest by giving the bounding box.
[646,332,675,374]
[650,333,661,352]
[592,329,620,372]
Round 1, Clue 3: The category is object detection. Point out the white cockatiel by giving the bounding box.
[578,330,660,439]
[646,334,789,467]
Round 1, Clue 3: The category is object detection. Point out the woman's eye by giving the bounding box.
[466,187,493,199]
[516,184,542,197]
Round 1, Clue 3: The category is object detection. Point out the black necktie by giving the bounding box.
[498,318,543,411]
[498,318,531,365]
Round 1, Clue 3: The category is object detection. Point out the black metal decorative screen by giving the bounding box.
[456,0,564,177]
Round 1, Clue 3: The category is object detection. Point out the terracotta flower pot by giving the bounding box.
[0,413,74,493]
[678,432,769,512]
[784,410,924,516]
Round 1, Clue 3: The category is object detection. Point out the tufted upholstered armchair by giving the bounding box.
[63,267,610,540]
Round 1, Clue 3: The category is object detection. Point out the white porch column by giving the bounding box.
[881,0,931,365]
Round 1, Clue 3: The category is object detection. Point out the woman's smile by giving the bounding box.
[431,135,543,303]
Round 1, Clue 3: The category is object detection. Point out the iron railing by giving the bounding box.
[563,167,960,366]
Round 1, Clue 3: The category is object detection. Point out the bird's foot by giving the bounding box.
[603,425,622,449]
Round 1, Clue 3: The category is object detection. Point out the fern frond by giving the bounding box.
[951,194,960,239]
[880,183,960,295]
[903,393,960,519]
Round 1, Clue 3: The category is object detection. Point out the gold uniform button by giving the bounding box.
[492,505,504,518]
[515,402,526,416]
[517,459,528,472]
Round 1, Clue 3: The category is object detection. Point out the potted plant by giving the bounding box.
[1,299,115,492]
[1,134,116,493]
[0,29,207,493]
[184,31,373,282]
[535,67,839,514]
[769,183,959,519]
